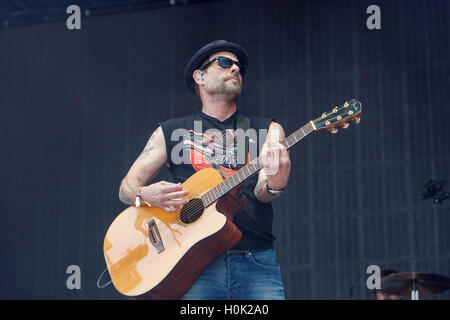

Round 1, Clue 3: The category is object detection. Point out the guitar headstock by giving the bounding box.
[312,99,362,133]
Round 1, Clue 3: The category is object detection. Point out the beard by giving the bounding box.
[204,75,242,97]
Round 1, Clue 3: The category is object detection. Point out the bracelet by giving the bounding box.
[136,186,151,207]
[266,180,284,197]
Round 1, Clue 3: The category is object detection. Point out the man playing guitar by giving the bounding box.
[118,40,291,299]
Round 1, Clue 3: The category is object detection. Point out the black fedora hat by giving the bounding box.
[184,40,248,94]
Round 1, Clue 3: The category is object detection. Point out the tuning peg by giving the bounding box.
[354,117,361,124]
[330,127,338,134]
[342,122,349,129]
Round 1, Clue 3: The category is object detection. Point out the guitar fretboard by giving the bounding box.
[200,121,315,206]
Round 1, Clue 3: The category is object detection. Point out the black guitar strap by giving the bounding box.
[236,112,251,167]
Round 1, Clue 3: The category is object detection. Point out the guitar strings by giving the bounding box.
[145,163,258,234]
[143,122,314,235]
[110,113,358,252]
[176,159,264,223]
[151,122,314,233]
[149,158,284,234]
[172,123,311,228]
[149,166,258,234]
[110,131,307,249]
[106,124,317,253]
[167,156,259,223]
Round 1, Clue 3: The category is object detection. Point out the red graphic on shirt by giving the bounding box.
[183,129,250,177]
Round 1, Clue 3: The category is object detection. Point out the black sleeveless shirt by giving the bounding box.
[158,110,276,250]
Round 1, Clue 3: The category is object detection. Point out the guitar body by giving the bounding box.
[104,168,245,300]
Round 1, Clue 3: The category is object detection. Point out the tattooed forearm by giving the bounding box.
[124,177,136,194]
[120,177,140,206]
[138,127,159,160]
[254,178,269,201]
[119,188,134,205]
[254,178,280,203]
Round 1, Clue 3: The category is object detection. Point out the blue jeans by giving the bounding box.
[181,249,285,300]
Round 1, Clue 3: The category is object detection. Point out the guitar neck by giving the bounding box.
[200,121,316,206]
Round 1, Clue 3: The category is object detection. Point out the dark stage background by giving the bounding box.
[1,0,449,299]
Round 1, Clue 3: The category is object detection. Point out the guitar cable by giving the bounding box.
[97,267,112,289]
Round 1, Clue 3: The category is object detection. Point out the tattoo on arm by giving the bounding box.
[119,189,134,206]
[120,177,139,206]
[139,145,153,160]
[254,178,268,198]
[138,127,159,160]
[124,177,136,194]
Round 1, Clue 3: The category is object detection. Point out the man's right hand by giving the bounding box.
[140,181,189,213]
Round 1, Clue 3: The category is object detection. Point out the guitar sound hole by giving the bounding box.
[179,198,205,224]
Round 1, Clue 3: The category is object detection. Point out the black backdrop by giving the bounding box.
[1,0,449,299]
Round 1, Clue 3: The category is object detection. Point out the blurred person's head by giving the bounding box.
[375,269,403,300]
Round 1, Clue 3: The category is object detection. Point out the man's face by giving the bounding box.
[199,51,243,97]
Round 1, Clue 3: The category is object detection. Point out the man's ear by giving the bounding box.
[193,70,204,85]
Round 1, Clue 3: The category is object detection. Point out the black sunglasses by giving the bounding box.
[199,56,244,74]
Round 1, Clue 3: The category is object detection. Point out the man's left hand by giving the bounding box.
[260,142,291,190]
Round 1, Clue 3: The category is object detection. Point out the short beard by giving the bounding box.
[204,76,242,98]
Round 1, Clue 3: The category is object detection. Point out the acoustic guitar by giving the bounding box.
[103,99,362,299]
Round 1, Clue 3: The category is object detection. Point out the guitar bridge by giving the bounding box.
[147,219,164,254]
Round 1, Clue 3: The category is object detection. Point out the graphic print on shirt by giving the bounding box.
[183,128,250,178]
